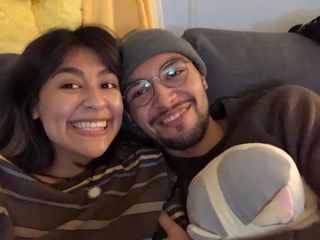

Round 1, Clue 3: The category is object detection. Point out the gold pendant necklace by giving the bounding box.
[86,168,102,199]
[87,185,102,199]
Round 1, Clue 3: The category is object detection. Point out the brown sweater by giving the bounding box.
[167,84,320,239]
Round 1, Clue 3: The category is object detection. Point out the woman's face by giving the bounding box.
[33,47,123,165]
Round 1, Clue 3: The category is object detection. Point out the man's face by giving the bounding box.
[125,53,210,152]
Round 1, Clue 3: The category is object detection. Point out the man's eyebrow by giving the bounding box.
[161,57,186,68]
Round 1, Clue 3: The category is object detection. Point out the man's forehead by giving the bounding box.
[127,53,186,82]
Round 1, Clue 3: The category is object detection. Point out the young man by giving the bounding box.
[121,29,320,239]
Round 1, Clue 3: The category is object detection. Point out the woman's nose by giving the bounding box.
[83,89,108,110]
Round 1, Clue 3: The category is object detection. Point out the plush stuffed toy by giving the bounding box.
[187,143,319,240]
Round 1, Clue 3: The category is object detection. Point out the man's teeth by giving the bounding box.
[72,121,107,130]
[162,108,186,124]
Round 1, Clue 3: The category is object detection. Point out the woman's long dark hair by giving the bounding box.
[0,26,122,173]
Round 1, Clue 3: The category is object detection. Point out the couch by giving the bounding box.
[1,27,320,128]
[1,16,320,240]
[120,27,320,140]
[182,28,320,107]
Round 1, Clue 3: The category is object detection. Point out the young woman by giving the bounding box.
[0,26,188,239]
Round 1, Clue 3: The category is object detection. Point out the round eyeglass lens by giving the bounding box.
[160,59,189,87]
[126,80,153,106]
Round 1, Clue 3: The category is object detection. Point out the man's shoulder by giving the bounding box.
[262,84,318,100]
[224,84,320,119]
[254,84,320,115]
[213,84,319,119]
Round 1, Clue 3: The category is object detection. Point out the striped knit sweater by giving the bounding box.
[0,141,187,240]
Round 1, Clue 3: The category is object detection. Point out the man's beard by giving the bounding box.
[159,112,209,151]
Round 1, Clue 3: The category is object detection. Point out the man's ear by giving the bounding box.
[123,108,152,142]
[124,109,136,126]
[202,76,208,90]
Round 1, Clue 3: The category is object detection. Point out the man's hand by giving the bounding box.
[159,211,192,240]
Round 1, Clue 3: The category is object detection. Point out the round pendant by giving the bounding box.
[87,185,102,199]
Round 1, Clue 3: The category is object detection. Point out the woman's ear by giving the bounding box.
[32,107,39,120]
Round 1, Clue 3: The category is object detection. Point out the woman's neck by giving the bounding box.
[46,161,87,179]
[37,150,94,183]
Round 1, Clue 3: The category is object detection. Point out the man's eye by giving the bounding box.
[167,69,179,78]
[132,88,147,99]
[61,83,80,89]
[165,68,186,81]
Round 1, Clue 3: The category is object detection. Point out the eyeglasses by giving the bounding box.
[123,59,190,107]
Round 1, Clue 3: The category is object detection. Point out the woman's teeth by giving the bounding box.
[72,121,107,130]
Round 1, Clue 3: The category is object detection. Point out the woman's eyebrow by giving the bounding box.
[51,67,111,78]
[51,67,83,78]
[98,69,112,77]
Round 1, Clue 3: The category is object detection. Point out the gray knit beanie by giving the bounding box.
[122,28,207,87]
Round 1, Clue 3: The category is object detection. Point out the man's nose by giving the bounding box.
[152,81,177,107]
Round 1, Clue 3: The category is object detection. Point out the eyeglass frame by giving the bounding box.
[123,58,191,108]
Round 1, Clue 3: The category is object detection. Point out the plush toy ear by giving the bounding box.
[252,186,294,226]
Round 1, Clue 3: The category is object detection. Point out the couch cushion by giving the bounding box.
[0,0,39,53]
[182,28,320,105]
[32,0,82,33]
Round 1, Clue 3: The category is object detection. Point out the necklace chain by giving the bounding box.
[36,167,102,199]
[87,168,102,199]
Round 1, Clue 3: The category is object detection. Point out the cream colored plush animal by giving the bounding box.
[187,143,319,240]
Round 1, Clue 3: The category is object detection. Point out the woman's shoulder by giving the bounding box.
[0,154,35,186]
[0,154,17,169]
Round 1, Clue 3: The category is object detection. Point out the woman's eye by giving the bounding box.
[61,83,80,89]
[101,83,118,89]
